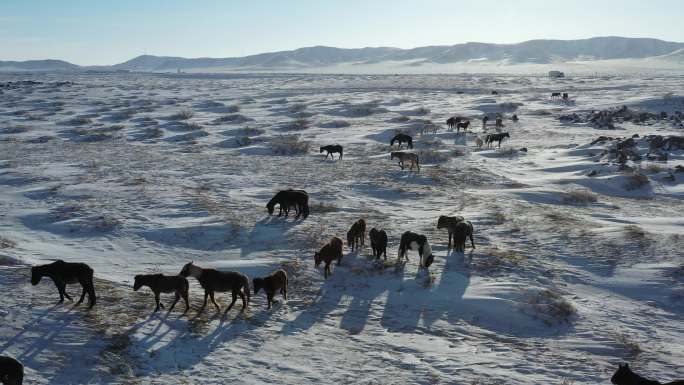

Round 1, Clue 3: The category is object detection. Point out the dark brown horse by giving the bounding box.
[180,262,250,315]
[31,260,96,308]
[267,189,309,219]
[314,237,344,278]
[611,363,684,385]
[253,269,288,309]
[0,356,23,385]
[133,273,190,314]
[347,218,366,251]
[456,120,470,133]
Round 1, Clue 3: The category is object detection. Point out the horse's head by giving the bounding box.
[319,146,325,154]
[30,266,43,285]
[504,132,510,138]
[179,261,194,277]
[133,275,144,291]
[611,363,633,385]
[390,151,399,160]
[252,278,263,295]
[266,198,276,215]
[314,252,322,267]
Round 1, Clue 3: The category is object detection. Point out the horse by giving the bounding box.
[0,356,23,385]
[485,132,510,148]
[347,218,366,251]
[398,231,434,268]
[390,151,420,171]
[495,118,504,129]
[562,92,569,100]
[133,273,189,314]
[320,144,343,160]
[31,260,96,308]
[314,237,344,278]
[180,262,250,315]
[475,136,484,150]
[511,114,518,122]
[482,116,489,130]
[491,90,498,95]
[253,269,288,310]
[456,120,470,133]
[452,220,474,252]
[266,189,309,219]
[611,363,684,385]
[369,228,388,260]
[437,215,464,249]
[421,123,438,135]
[446,116,465,130]
[551,92,561,99]
[390,133,413,149]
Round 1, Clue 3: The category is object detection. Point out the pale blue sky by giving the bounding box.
[1,0,683,65]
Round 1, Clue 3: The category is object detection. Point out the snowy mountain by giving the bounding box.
[0,59,80,72]
[2,37,684,72]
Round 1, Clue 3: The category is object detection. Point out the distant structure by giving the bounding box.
[548,70,565,78]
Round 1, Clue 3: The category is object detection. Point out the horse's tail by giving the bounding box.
[408,138,413,149]
[415,154,420,171]
[302,195,309,218]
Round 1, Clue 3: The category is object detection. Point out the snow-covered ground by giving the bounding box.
[1,72,683,384]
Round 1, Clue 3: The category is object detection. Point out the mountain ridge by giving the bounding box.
[2,36,683,72]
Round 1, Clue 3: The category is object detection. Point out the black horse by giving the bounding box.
[266,189,309,219]
[0,356,23,385]
[31,260,97,308]
[446,116,465,130]
[611,363,684,385]
[390,133,413,149]
[485,132,510,148]
[456,120,470,133]
[320,144,343,160]
[369,227,388,260]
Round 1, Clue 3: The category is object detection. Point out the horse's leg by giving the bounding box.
[267,292,273,309]
[54,280,66,303]
[238,291,247,312]
[210,291,220,312]
[201,291,209,311]
[470,233,476,249]
[223,291,237,315]
[154,292,161,312]
[182,289,189,314]
[168,292,180,313]
[77,283,87,305]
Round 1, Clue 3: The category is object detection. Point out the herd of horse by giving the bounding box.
[6,101,681,384]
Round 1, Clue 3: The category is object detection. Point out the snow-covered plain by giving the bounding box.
[0,71,683,384]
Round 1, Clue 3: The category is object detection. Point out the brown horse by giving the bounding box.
[314,237,344,278]
[253,269,288,309]
[180,262,250,315]
[133,274,190,314]
[347,218,366,251]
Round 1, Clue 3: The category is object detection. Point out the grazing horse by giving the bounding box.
[320,144,343,160]
[611,363,684,385]
[133,274,189,314]
[180,262,250,315]
[482,116,489,130]
[31,260,96,308]
[398,231,434,268]
[347,218,366,251]
[266,189,309,219]
[551,92,561,99]
[253,269,288,310]
[391,151,420,171]
[456,120,470,133]
[0,356,23,385]
[562,92,569,100]
[314,237,344,278]
[369,227,388,260]
[495,118,504,129]
[485,132,510,148]
[390,133,413,149]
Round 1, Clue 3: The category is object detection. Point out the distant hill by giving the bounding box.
[0,59,80,72]
[3,37,684,72]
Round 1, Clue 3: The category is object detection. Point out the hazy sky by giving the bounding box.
[2,0,683,65]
